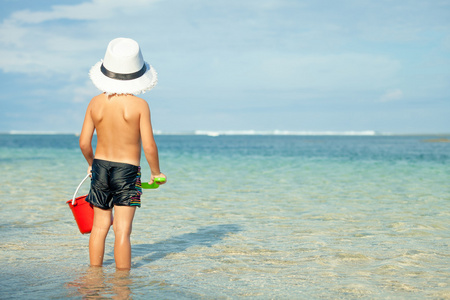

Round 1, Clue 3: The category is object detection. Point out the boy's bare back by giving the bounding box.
[80,93,159,169]
[89,93,144,166]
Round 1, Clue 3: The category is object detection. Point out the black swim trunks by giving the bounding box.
[86,159,142,209]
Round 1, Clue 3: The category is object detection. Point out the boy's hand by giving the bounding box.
[149,173,167,185]
[87,165,92,177]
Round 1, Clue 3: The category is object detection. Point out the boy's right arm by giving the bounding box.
[79,101,95,173]
[140,101,166,184]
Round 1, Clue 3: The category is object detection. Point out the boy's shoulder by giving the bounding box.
[89,93,106,103]
[124,94,149,109]
[126,94,147,102]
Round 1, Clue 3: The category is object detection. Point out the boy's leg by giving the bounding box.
[113,206,136,269]
[89,206,113,267]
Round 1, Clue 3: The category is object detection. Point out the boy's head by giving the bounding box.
[89,38,157,95]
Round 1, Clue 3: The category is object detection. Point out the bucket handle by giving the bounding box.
[71,173,91,206]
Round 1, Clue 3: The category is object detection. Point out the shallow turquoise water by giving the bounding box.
[0,134,449,299]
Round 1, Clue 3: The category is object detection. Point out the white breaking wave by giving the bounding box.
[193,130,384,136]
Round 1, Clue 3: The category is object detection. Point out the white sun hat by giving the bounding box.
[89,38,157,95]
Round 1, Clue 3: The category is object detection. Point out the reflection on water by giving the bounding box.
[67,267,132,299]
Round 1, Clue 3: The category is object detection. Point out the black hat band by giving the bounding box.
[100,63,147,80]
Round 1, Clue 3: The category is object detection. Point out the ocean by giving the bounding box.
[0,134,449,299]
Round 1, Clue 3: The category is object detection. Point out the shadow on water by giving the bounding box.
[124,224,241,267]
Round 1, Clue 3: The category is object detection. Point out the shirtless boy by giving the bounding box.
[79,38,166,269]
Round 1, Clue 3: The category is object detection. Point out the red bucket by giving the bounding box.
[67,174,93,234]
[67,195,93,234]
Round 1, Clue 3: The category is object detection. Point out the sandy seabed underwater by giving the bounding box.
[0,134,449,299]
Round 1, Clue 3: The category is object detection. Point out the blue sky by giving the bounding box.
[0,0,449,134]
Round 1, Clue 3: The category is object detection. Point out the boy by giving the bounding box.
[79,38,166,269]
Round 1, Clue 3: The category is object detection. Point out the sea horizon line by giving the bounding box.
[2,130,450,137]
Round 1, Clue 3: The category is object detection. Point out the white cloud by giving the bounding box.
[0,0,159,74]
[7,0,158,23]
[252,52,401,91]
[379,89,404,102]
